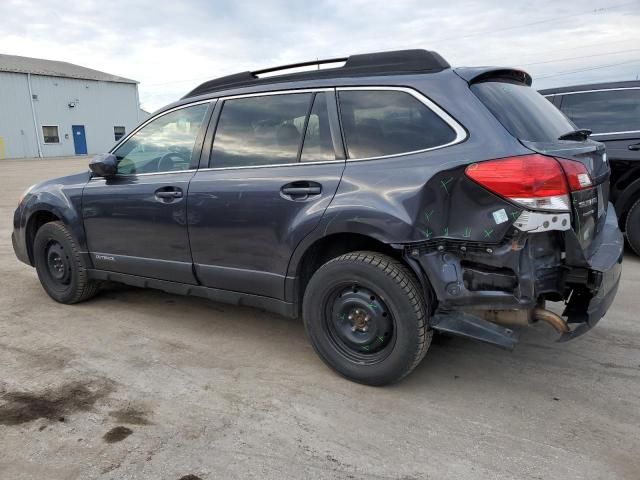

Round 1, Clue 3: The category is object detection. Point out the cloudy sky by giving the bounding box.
[2,0,639,111]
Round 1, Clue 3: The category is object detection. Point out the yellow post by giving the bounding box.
[0,137,4,160]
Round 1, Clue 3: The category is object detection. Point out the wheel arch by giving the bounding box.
[288,231,433,315]
[25,209,62,265]
[24,204,87,267]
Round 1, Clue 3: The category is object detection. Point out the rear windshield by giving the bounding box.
[471,81,576,142]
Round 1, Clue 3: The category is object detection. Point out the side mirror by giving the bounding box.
[89,153,118,177]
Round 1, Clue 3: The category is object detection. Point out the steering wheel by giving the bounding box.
[158,151,190,172]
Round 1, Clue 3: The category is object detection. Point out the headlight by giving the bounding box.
[18,184,36,204]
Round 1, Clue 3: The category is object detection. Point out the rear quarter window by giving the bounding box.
[337,89,456,159]
[471,81,576,142]
[559,89,640,134]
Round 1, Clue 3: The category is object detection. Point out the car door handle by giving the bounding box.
[156,191,183,198]
[155,188,183,201]
[281,186,322,195]
[629,143,640,151]
[281,182,322,199]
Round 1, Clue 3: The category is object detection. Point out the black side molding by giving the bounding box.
[88,269,297,319]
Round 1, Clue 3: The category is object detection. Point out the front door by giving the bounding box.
[72,125,87,154]
[82,102,212,283]
[188,90,345,299]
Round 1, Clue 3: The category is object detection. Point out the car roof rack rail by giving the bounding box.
[183,49,450,99]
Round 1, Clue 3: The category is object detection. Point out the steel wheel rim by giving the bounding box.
[46,240,71,285]
[324,283,395,364]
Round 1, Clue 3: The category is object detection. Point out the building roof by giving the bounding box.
[0,53,137,84]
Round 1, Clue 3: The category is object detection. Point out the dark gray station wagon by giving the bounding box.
[13,50,623,385]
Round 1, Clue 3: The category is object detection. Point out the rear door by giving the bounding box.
[188,89,345,299]
[556,88,640,208]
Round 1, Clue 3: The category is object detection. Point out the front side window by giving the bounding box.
[114,126,126,141]
[560,89,640,134]
[42,126,59,144]
[113,103,208,175]
[338,90,456,159]
[212,93,313,168]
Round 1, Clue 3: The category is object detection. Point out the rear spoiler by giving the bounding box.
[454,67,532,86]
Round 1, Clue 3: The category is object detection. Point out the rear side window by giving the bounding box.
[337,90,456,159]
[471,81,576,142]
[559,89,640,134]
[212,93,312,168]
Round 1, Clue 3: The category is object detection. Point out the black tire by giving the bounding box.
[33,221,99,304]
[625,198,640,257]
[302,251,432,386]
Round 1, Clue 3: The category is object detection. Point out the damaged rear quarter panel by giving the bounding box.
[316,73,532,245]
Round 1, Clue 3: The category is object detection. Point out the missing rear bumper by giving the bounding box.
[405,203,623,347]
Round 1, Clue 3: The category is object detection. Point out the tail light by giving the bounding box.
[465,154,592,212]
[557,158,593,191]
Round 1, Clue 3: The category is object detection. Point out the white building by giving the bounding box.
[0,54,145,159]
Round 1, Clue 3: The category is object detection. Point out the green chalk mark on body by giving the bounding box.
[443,227,449,236]
[440,177,453,194]
[463,227,471,238]
[423,228,432,239]
[484,228,493,238]
[510,210,520,220]
[424,209,435,222]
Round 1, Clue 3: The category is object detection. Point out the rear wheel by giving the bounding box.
[625,198,640,256]
[33,221,99,304]
[303,251,431,385]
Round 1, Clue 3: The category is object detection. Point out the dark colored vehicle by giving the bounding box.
[540,81,640,255]
[13,50,623,385]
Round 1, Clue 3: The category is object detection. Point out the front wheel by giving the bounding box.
[33,221,100,304]
[302,251,432,385]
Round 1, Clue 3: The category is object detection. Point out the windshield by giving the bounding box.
[471,81,576,142]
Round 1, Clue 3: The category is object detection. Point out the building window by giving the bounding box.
[114,126,126,141]
[42,126,60,144]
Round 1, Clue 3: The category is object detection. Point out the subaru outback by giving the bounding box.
[12,50,623,385]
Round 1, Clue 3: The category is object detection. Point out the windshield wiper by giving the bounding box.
[558,129,592,141]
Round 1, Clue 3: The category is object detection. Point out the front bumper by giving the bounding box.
[12,231,31,265]
[12,203,32,266]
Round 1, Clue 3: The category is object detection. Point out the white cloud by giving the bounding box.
[1,0,638,110]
